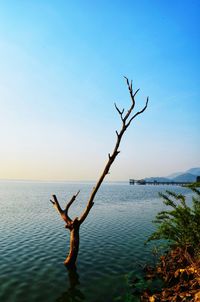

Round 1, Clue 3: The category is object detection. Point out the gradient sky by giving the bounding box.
[0,0,199,181]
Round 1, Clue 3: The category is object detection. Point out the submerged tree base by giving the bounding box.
[140,246,200,302]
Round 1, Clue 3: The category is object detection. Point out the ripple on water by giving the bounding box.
[0,182,192,302]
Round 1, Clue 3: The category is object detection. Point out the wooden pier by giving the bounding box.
[129,179,193,186]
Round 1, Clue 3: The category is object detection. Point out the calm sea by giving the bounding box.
[0,181,191,302]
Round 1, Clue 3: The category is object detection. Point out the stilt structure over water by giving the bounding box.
[129,179,194,186]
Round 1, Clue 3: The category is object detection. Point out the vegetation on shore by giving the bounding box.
[141,246,200,301]
[139,187,200,301]
[184,182,200,188]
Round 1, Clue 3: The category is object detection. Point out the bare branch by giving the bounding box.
[50,195,67,222]
[123,77,137,121]
[79,78,148,225]
[126,97,149,128]
[124,76,129,86]
[65,190,80,212]
[64,190,80,221]
[78,200,94,224]
[50,194,63,212]
[133,88,140,98]
[124,76,136,102]
[50,191,80,225]
[114,103,124,121]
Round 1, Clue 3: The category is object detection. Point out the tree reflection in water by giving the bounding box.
[56,268,85,302]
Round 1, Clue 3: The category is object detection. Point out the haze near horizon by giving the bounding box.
[0,1,199,181]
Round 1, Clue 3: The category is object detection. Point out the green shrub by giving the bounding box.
[147,187,200,252]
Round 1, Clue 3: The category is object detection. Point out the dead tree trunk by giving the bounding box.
[64,219,80,267]
[50,77,149,269]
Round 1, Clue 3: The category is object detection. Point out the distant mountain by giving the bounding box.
[167,171,183,178]
[172,173,197,182]
[185,168,200,176]
[143,167,200,183]
[144,177,171,182]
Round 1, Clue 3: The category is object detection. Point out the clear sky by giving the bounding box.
[0,0,199,181]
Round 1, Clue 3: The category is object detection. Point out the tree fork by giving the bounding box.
[50,77,149,268]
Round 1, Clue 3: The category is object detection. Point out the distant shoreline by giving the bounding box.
[0,179,129,184]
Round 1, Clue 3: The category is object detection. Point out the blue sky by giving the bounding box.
[0,0,199,181]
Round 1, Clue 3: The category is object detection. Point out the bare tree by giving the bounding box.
[50,77,148,269]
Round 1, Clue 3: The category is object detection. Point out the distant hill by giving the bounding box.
[145,177,171,182]
[144,167,200,183]
[167,171,183,178]
[172,173,197,183]
[185,168,200,176]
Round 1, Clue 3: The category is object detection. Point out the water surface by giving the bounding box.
[0,181,191,301]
